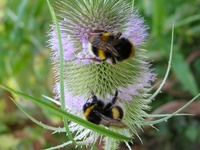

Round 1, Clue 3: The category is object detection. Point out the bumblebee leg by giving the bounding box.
[103,91,118,111]
[110,56,116,65]
[111,91,118,104]
[81,57,102,63]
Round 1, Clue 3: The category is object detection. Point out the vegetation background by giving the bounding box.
[0,0,199,149]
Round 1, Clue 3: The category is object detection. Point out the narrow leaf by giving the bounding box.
[172,50,199,95]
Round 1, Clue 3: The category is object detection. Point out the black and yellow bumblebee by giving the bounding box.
[83,90,126,128]
[87,30,135,65]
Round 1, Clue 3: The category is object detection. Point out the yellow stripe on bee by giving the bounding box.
[84,105,94,120]
[101,33,110,41]
[125,43,135,60]
[103,33,110,37]
[112,107,120,120]
[98,49,106,60]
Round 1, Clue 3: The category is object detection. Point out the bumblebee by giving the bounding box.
[87,30,135,65]
[83,90,126,128]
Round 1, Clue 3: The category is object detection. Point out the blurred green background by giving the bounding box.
[0,0,200,149]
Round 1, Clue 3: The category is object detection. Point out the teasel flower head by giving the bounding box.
[48,0,157,149]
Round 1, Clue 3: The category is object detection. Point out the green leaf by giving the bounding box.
[46,0,77,145]
[172,50,199,95]
[175,14,200,28]
[152,0,166,37]
[0,85,132,142]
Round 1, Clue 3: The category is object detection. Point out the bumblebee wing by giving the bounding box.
[88,35,102,47]
[89,35,119,57]
[103,44,119,57]
[92,41,119,57]
[99,113,127,128]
